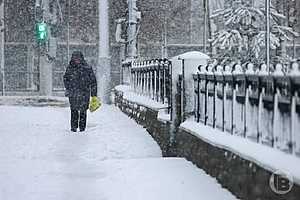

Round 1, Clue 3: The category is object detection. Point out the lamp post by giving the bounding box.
[35,0,53,96]
[265,0,270,73]
[67,0,70,60]
[98,0,111,103]
[127,0,138,59]
[203,0,208,53]
[0,0,5,96]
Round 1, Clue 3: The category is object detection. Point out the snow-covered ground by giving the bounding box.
[115,85,168,111]
[0,105,237,200]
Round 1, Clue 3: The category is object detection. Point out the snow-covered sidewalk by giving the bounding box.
[0,105,237,200]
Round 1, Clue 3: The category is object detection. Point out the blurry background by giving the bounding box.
[0,0,299,94]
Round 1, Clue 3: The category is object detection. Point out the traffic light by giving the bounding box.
[35,22,48,42]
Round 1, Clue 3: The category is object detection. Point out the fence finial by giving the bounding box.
[259,64,268,75]
[207,64,214,74]
[224,65,231,75]
[164,60,169,66]
[150,60,154,68]
[198,65,207,74]
[215,65,223,75]
[273,63,284,76]
[246,63,255,74]
[290,62,300,76]
[233,64,243,75]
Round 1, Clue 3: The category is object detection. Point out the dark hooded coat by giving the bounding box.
[63,51,97,111]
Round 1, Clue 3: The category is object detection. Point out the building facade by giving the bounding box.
[0,0,299,94]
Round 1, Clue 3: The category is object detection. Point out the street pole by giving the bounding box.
[0,1,5,96]
[39,0,53,96]
[124,0,140,86]
[163,16,168,58]
[98,0,111,103]
[67,0,70,60]
[265,0,270,73]
[203,0,207,53]
[128,0,137,59]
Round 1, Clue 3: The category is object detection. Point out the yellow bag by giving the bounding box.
[89,96,101,112]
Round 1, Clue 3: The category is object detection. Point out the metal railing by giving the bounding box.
[0,71,39,93]
[120,55,300,157]
[191,62,300,156]
[125,59,172,112]
[0,70,67,94]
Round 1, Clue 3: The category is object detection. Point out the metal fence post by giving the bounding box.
[232,64,246,137]
[273,63,292,153]
[156,60,160,102]
[258,64,275,147]
[290,62,300,156]
[151,60,155,100]
[198,65,207,124]
[131,63,134,90]
[214,65,224,131]
[245,63,260,142]
[142,64,145,95]
[160,60,164,104]
[206,64,215,128]
[224,65,234,134]
[181,59,185,122]
[193,73,199,122]
[168,61,172,115]
[147,61,151,98]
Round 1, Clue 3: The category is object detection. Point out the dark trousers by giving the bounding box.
[71,109,87,131]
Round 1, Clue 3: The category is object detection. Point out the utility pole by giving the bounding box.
[203,0,207,53]
[265,0,270,73]
[35,0,54,96]
[67,0,70,60]
[126,0,140,86]
[26,36,35,90]
[127,0,138,59]
[115,18,126,83]
[115,0,140,86]
[98,0,111,103]
[162,16,168,58]
[0,0,5,96]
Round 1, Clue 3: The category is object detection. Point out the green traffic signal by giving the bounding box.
[36,22,48,42]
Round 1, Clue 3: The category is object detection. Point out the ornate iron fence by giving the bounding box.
[125,59,172,113]
[122,55,300,157]
[192,62,300,156]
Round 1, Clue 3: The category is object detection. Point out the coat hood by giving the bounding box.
[70,51,86,66]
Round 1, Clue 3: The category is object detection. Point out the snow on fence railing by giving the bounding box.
[120,54,300,157]
[190,62,300,156]
[123,59,172,113]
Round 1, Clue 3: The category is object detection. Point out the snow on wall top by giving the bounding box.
[172,51,210,60]
[114,85,168,111]
[170,51,210,75]
[180,121,300,186]
[122,58,135,65]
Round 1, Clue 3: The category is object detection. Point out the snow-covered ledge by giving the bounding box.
[115,85,169,111]
[157,110,171,123]
[180,120,300,185]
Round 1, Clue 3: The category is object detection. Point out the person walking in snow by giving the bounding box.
[63,51,97,132]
